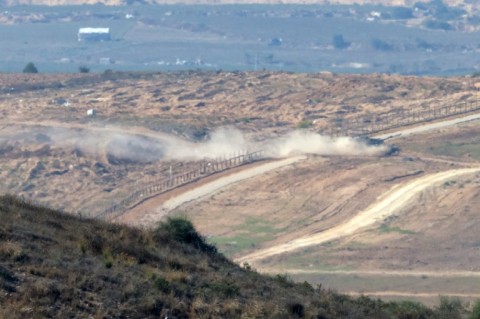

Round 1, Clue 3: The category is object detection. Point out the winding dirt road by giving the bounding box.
[236,167,480,264]
[135,156,306,227]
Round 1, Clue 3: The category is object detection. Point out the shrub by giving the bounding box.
[297,120,313,129]
[470,300,480,319]
[210,280,240,298]
[81,233,104,254]
[153,277,171,293]
[157,217,217,254]
[394,300,433,319]
[332,34,350,50]
[435,297,464,319]
[104,259,113,269]
[23,62,38,74]
[288,302,305,318]
[274,274,295,288]
[78,66,90,73]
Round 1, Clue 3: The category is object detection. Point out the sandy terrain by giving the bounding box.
[236,167,480,265]
[2,71,478,216]
[2,71,480,301]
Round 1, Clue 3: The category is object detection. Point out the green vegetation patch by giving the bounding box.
[410,138,480,161]
[210,216,279,256]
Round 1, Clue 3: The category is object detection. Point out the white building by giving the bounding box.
[78,28,111,42]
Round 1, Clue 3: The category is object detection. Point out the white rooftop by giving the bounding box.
[78,28,110,34]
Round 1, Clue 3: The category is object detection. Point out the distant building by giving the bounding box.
[78,28,111,42]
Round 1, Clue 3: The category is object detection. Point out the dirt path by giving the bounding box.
[374,112,480,140]
[131,156,306,227]
[236,167,480,265]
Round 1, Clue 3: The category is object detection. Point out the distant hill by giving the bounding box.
[0,0,473,7]
[0,194,474,318]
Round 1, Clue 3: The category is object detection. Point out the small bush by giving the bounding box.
[23,62,38,74]
[81,233,104,254]
[435,297,464,319]
[153,277,171,293]
[394,300,433,318]
[274,274,295,287]
[0,265,16,282]
[78,66,90,73]
[210,280,240,298]
[470,299,480,319]
[297,120,312,129]
[288,302,305,318]
[332,34,350,50]
[157,217,217,254]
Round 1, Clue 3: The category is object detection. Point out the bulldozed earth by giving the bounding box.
[2,71,480,303]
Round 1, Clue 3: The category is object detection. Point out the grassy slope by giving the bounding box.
[0,195,472,318]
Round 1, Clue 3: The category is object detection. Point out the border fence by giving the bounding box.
[96,97,480,220]
[330,98,480,137]
[96,151,265,220]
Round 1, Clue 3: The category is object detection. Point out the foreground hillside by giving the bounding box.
[0,195,476,318]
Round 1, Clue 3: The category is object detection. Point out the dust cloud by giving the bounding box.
[166,127,389,159]
[1,125,389,162]
[263,130,389,158]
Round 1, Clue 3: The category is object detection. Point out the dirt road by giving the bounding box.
[374,112,480,140]
[135,156,306,227]
[236,167,480,264]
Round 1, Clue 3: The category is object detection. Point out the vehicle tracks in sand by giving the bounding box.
[236,167,480,265]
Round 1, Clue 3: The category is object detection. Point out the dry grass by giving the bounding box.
[0,194,476,318]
